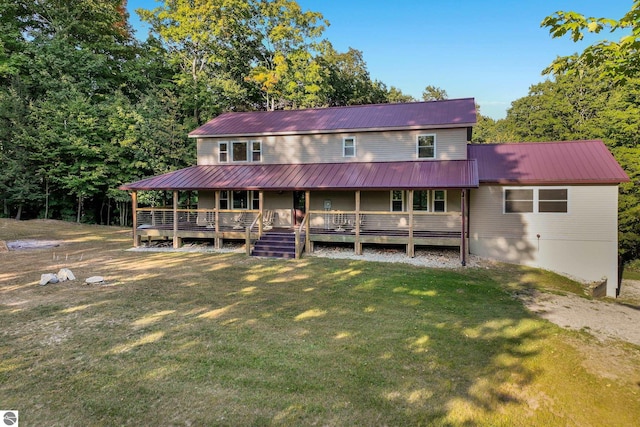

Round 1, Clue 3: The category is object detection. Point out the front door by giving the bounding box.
[293,191,305,225]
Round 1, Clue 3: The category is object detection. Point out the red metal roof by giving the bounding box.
[120,160,479,191]
[189,98,477,137]
[468,140,629,184]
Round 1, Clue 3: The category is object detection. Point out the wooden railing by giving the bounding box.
[135,208,259,231]
[307,210,461,234]
[245,212,262,255]
[294,213,307,259]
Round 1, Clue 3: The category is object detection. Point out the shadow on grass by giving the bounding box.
[0,234,576,425]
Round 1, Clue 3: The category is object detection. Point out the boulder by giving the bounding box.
[57,268,76,281]
[39,273,59,286]
[85,276,105,284]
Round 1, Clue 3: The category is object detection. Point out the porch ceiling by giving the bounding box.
[119,160,479,191]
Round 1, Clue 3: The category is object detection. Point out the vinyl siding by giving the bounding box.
[197,128,468,165]
[469,185,619,295]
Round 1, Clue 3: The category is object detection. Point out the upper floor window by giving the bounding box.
[504,188,568,213]
[251,141,262,162]
[343,137,356,157]
[219,142,228,163]
[417,134,435,159]
[220,140,262,163]
[232,141,248,162]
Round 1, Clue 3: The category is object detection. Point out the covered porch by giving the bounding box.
[120,160,479,263]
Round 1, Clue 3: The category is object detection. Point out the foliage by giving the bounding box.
[422,85,448,101]
[542,1,640,82]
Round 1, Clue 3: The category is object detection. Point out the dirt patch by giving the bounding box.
[518,281,640,346]
[6,239,64,250]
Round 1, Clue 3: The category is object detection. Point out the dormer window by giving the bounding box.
[417,134,436,159]
[343,137,356,157]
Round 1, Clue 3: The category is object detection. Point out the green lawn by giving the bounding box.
[1,219,639,426]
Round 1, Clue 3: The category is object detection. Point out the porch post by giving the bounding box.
[214,190,221,249]
[460,190,467,266]
[172,190,180,249]
[408,190,414,257]
[355,190,361,255]
[131,191,139,247]
[305,190,311,252]
[258,190,264,236]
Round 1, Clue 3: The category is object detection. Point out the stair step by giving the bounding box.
[253,243,295,251]
[252,249,296,259]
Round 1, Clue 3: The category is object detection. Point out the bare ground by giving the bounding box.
[518,280,640,346]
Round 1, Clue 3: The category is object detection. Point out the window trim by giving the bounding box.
[416,134,436,160]
[251,140,262,162]
[231,141,248,162]
[503,187,569,214]
[391,190,405,212]
[343,136,356,158]
[219,141,229,163]
[432,190,447,212]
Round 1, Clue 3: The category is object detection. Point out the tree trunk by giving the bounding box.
[15,204,22,221]
[44,178,50,219]
[76,196,83,223]
[107,198,111,225]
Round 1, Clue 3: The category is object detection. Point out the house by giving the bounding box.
[120,98,629,297]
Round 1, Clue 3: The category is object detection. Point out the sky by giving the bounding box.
[126,0,630,120]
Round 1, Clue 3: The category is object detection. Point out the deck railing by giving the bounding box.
[295,213,307,259]
[307,210,461,234]
[136,208,259,231]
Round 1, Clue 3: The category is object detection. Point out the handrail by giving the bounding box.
[294,213,308,259]
[246,212,262,255]
[307,209,459,216]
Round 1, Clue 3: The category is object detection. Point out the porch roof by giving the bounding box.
[119,160,479,191]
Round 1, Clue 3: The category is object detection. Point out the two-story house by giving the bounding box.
[120,98,629,297]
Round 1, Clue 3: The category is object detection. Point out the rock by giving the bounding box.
[40,273,59,286]
[85,276,105,284]
[0,240,8,252]
[57,268,76,281]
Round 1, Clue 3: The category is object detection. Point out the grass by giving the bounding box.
[1,219,639,426]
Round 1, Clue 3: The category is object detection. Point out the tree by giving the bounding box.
[542,1,640,82]
[422,85,448,101]
[386,86,415,103]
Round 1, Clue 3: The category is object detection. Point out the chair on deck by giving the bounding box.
[351,214,366,232]
[196,212,215,228]
[232,211,246,229]
[332,213,349,232]
[262,209,275,230]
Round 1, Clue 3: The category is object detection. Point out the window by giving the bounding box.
[251,141,262,162]
[219,142,228,163]
[391,190,404,212]
[232,190,248,209]
[504,188,568,214]
[505,189,534,213]
[343,137,356,157]
[219,191,229,210]
[232,141,248,161]
[413,191,429,211]
[433,190,446,212]
[417,134,435,159]
[538,189,568,213]
[251,191,260,210]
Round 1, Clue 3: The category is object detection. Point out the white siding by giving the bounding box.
[469,185,619,296]
[197,128,468,165]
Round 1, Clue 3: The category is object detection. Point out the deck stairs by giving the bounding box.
[251,231,299,259]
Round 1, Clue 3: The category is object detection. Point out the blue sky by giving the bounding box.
[126,0,629,119]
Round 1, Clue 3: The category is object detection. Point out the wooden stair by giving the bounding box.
[251,232,298,259]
